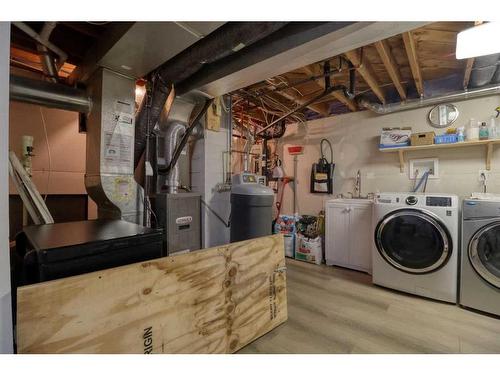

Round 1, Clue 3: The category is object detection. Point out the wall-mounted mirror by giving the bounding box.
[428,104,459,128]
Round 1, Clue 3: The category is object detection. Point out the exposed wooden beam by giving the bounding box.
[463,58,474,89]
[344,49,386,104]
[272,85,330,116]
[402,31,424,97]
[463,22,483,89]
[301,65,357,112]
[374,40,407,100]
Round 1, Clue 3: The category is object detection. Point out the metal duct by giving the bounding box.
[134,22,288,168]
[36,22,59,83]
[493,66,500,84]
[85,68,143,224]
[164,123,186,194]
[9,74,91,113]
[359,84,500,115]
[469,54,500,88]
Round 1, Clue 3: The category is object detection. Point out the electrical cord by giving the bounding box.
[320,138,333,163]
[39,107,51,201]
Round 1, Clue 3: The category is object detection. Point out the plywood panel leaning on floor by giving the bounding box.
[17,234,287,353]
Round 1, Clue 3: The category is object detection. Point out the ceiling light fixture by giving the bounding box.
[456,22,500,59]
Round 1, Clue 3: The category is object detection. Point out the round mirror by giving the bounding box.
[428,104,459,128]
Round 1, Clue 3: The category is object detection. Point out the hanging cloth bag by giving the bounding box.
[310,139,334,194]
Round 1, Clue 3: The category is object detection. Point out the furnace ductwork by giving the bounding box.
[469,54,500,88]
[359,84,500,115]
[9,74,91,113]
[134,22,288,168]
[164,122,186,194]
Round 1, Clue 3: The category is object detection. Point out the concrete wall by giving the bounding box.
[1,21,13,353]
[278,95,500,216]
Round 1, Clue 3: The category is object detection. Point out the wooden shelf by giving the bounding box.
[379,140,500,172]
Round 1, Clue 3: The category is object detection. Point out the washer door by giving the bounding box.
[375,209,452,274]
[469,222,500,289]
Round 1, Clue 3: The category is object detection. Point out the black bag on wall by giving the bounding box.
[310,139,334,194]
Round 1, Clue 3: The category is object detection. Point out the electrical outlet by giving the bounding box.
[478,170,490,182]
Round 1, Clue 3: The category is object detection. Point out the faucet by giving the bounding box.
[354,170,361,198]
[480,172,487,193]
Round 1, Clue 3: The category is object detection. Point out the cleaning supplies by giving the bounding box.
[479,121,489,140]
[466,118,479,141]
[457,127,465,142]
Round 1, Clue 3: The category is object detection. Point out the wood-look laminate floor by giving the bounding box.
[239,259,500,354]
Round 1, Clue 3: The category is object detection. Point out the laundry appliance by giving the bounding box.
[372,193,459,303]
[460,198,500,316]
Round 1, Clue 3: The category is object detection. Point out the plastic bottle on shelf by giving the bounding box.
[490,116,499,139]
[457,127,465,142]
[466,118,479,141]
[479,122,489,140]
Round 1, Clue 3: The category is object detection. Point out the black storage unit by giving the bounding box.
[14,219,163,284]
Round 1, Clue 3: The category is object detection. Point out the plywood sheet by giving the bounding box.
[17,234,287,353]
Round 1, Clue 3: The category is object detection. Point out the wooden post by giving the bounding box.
[398,149,405,173]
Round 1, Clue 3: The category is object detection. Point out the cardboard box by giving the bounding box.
[379,127,412,148]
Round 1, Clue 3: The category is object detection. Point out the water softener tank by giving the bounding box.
[230,173,274,242]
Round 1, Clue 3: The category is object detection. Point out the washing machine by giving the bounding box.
[460,199,500,316]
[372,193,459,303]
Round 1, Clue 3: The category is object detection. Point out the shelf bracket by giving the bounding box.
[486,143,493,170]
[398,149,405,172]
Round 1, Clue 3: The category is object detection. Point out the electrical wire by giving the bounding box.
[320,139,333,163]
[39,107,51,201]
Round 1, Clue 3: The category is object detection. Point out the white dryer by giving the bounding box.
[372,193,459,303]
[460,198,500,316]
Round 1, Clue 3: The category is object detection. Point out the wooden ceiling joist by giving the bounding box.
[270,82,330,116]
[374,40,407,100]
[344,49,386,104]
[301,65,357,112]
[402,31,424,97]
[463,58,474,89]
[463,21,483,89]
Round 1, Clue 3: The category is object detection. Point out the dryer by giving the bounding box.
[372,193,459,303]
[460,199,500,316]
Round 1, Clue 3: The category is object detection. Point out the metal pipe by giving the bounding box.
[36,22,59,82]
[164,122,186,194]
[256,85,347,135]
[10,74,91,113]
[13,22,68,67]
[158,98,214,175]
[359,84,500,115]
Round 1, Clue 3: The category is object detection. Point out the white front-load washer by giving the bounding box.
[372,192,459,303]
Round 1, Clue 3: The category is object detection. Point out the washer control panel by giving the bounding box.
[426,196,452,207]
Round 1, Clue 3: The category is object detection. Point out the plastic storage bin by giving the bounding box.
[434,134,458,144]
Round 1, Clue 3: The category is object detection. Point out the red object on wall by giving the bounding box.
[287,145,304,155]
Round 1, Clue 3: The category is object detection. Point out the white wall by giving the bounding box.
[0,21,13,353]
[191,103,231,248]
[278,95,500,216]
